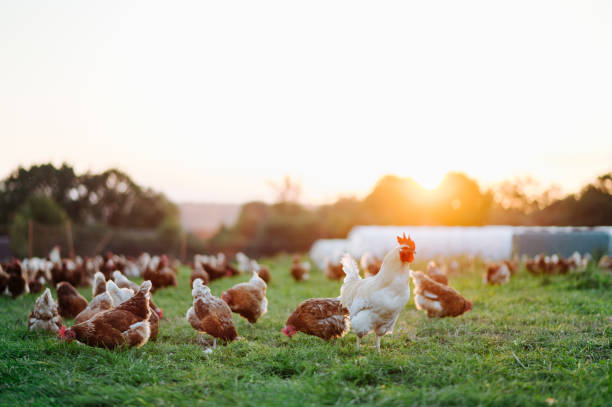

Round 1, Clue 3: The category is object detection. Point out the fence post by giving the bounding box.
[180,233,187,263]
[28,219,33,258]
[66,221,75,259]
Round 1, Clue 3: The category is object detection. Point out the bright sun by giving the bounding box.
[413,172,445,190]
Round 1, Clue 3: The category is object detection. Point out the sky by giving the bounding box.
[1,1,611,204]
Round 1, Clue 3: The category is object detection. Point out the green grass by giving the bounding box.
[1,257,611,407]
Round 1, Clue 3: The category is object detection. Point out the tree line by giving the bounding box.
[0,163,181,257]
[2,163,611,258]
[209,172,612,256]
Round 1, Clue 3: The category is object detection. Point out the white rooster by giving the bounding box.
[340,234,415,352]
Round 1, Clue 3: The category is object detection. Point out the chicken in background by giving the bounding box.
[196,253,238,280]
[143,255,177,291]
[360,253,382,277]
[525,257,540,275]
[250,260,271,284]
[340,234,415,352]
[186,278,237,348]
[598,255,612,270]
[106,280,134,306]
[92,271,106,297]
[282,298,349,341]
[570,252,590,272]
[221,270,268,323]
[56,282,88,318]
[290,256,310,281]
[136,252,152,275]
[58,281,153,349]
[425,261,449,285]
[4,259,29,298]
[551,254,572,274]
[113,271,163,318]
[503,259,519,275]
[190,263,211,286]
[485,263,511,285]
[74,291,114,324]
[22,258,51,294]
[325,258,345,280]
[28,288,63,333]
[410,270,472,318]
[50,258,84,287]
[235,252,252,273]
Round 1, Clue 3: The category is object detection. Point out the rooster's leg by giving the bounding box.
[197,333,204,345]
[213,338,217,348]
[376,335,381,353]
[356,336,361,351]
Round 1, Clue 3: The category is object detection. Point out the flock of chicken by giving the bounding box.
[3,235,609,353]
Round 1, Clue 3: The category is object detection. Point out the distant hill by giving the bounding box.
[179,203,241,237]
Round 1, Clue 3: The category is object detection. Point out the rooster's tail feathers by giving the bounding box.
[341,254,361,283]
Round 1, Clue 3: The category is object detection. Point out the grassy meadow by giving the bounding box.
[1,256,611,407]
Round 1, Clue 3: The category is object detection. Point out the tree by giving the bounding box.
[9,195,68,257]
[0,163,179,230]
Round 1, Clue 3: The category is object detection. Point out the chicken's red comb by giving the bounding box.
[397,233,415,250]
[58,325,67,338]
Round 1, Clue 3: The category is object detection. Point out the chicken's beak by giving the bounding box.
[281,326,295,338]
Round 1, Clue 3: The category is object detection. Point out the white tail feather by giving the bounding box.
[341,254,361,283]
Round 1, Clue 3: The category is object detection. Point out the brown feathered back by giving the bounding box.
[286,298,349,340]
[193,297,237,341]
[190,266,210,286]
[222,272,267,323]
[57,282,88,318]
[411,271,471,318]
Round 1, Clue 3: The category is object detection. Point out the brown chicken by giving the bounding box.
[201,263,228,281]
[485,263,511,285]
[190,264,211,286]
[503,260,519,275]
[74,292,114,324]
[27,279,44,294]
[186,278,237,347]
[290,256,310,281]
[56,282,88,318]
[549,255,571,274]
[599,255,612,270]
[325,259,345,280]
[525,258,539,275]
[4,259,29,298]
[257,266,271,284]
[410,270,472,318]
[360,253,382,277]
[249,260,271,284]
[425,261,449,285]
[28,288,63,333]
[51,259,85,287]
[282,298,350,341]
[58,281,153,349]
[143,255,177,291]
[221,271,268,323]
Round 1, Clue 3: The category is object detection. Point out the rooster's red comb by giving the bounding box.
[397,233,415,250]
